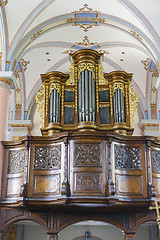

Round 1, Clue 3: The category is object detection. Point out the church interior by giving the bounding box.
[0,0,160,239]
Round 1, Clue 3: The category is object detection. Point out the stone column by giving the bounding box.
[47,233,58,240]
[0,72,15,197]
[124,232,135,240]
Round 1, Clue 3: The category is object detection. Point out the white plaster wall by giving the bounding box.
[31,108,42,136]
[133,111,142,136]
[59,224,124,240]
[23,225,47,240]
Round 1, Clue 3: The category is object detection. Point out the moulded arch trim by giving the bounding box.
[57,216,125,233]
[134,216,157,231]
[7,12,159,71]
[1,216,48,232]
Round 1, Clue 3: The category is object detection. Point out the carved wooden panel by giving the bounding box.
[6,177,23,197]
[74,173,102,194]
[8,149,25,173]
[116,175,143,196]
[74,143,102,167]
[115,145,141,170]
[33,174,60,195]
[34,145,61,170]
[153,178,160,196]
[151,149,160,173]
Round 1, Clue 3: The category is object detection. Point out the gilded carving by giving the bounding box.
[129,83,138,128]
[49,83,61,96]
[0,0,8,5]
[141,58,151,71]
[130,29,142,40]
[34,145,61,170]
[109,85,113,116]
[115,145,141,170]
[151,149,160,173]
[113,83,124,94]
[99,103,110,107]
[66,62,75,86]
[68,4,105,33]
[73,4,97,13]
[20,58,30,71]
[78,62,95,80]
[99,64,108,85]
[36,83,45,128]
[74,143,101,166]
[75,173,101,191]
[30,29,43,40]
[75,36,97,47]
[8,149,25,173]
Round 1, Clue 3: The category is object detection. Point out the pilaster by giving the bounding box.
[47,233,58,240]
[0,71,15,197]
[124,232,135,240]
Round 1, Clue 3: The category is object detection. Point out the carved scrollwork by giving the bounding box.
[8,149,25,173]
[74,143,101,167]
[78,62,95,79]
[49,83,61,96]
[129,83,138,128]
[35,83,45,128]
[115,145,141,170]
[151,149,160,173]
[34,145,61,170]
[66,62,75,86]
[99,64,108,85]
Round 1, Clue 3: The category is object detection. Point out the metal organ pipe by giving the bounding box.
[78,69,96,123]
[49,89,61,124]
[114,88,125,123]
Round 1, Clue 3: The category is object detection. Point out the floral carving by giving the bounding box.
[74,143,101,167]
[8,149,25,173]
[34,145,61,170]
[151,149,160,173]
[115,145,141,170]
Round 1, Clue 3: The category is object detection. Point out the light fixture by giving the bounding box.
[85,231,91,240]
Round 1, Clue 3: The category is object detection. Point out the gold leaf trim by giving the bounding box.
[36,84,45,128]
[129,83,138,128]
[78,62,95,79]
[113,83,124,94]
[66,62,75,86]
[49,83,61,96]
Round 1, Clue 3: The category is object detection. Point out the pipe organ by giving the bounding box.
[36,49,138,135]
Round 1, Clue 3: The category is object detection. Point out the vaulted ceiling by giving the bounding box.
[0,0,160,133]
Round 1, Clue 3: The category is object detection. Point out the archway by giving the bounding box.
[3,220,47,240]
[135,221,158,240]
[58,220,124,240]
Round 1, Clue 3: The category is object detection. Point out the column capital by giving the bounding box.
[0,71,17,90]
[124,232,136,240]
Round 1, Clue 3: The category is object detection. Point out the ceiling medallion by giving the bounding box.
[67,4,105,32]
[73,4,97,13]
[75,36,97,47]
[129,29,142,41]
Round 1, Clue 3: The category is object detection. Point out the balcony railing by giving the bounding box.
[1,132,160,208]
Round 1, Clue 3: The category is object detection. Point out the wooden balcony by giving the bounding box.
[1,132,160,209]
